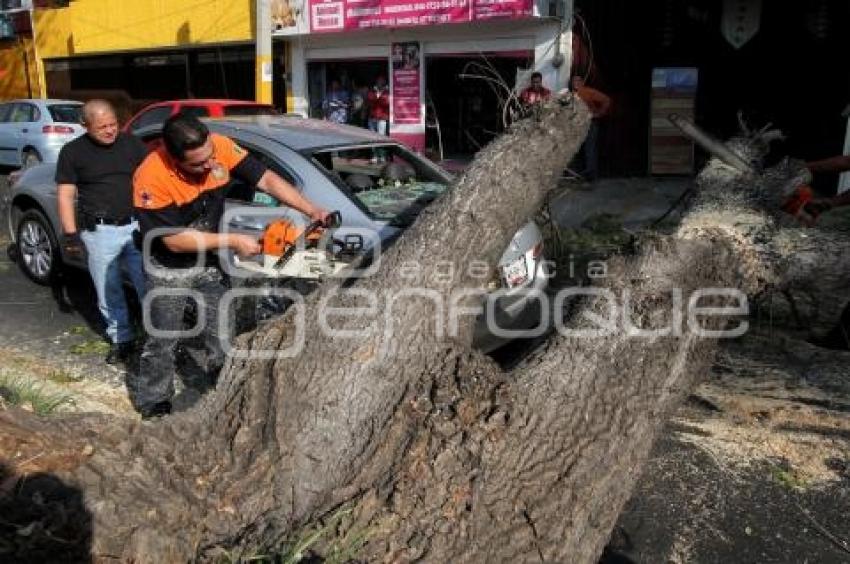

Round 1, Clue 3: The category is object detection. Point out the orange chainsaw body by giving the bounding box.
[781,184,826,226]
[261,220,322,258]
[781,184,814,216]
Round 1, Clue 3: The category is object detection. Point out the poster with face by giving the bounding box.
[271,0,308,35]
[391,41,421,125]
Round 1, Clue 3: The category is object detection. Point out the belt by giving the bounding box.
[82,214,132,228]
[94,216,132,226]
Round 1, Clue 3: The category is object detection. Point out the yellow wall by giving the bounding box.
[33,0,255,58]
[0,37,44,100]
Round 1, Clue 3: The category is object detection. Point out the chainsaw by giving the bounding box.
[667,115,830,226]
[777,167,828,226]
[233,211,362,279]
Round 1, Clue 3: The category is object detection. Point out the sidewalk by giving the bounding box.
[548,177,692,231]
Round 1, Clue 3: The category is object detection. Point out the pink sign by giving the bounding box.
[309,0,532,32]
[472,0,532,19]
[391,42,421,125]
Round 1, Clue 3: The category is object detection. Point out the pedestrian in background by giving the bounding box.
[56,99,149,365]
[367,75,390,136]
[571,75,611,181]
[519,71,551,107]
[349,80,369,128]
[322,79,351,125]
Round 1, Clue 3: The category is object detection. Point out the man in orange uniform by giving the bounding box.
[130,113,329,418]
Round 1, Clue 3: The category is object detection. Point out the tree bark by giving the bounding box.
[1,98,847,563]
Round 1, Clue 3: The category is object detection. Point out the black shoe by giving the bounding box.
[140,400,172,420]
[105,342,134,365]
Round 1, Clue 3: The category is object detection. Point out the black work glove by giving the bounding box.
[62,232,85,258]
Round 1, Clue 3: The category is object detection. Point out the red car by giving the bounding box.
[123,99,278,133]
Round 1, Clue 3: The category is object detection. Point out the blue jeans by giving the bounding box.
[80,221,147,344]
[368,118,388,135]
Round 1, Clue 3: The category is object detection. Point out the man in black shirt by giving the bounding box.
[56,99,149,365]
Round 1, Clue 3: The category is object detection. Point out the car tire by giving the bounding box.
[15,209,60,285]
[21,149,42,170]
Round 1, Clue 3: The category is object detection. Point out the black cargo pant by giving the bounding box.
[127,263,233,414]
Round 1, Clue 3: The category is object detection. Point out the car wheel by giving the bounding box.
[21,149,42,170]
[15,209,60,285]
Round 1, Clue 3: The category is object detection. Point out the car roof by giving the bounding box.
[147,99,274,107]
[207,116,391,152]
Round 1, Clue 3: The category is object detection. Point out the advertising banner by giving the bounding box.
[309,0,533,33]
[389,41,425,151]
[391,42,421,125]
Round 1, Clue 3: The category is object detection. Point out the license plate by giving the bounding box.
[502,256,528,288]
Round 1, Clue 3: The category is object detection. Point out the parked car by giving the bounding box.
[123,99,279,134]
[0,99,84,169]
[7,116,548,352]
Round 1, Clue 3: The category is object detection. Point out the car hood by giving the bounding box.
[374,220,542,268]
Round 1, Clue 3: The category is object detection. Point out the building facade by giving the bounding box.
[0,3,43,100]
[275,0,574,156]
[1,0,279,119]
[3,0,574,159]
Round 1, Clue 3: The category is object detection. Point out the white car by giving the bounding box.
[0,99,84,169]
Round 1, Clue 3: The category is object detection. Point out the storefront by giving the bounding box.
[2,0,292,117]
[279,0,572,158]
[42,43,286,121]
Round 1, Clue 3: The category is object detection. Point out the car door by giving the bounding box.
[0,103,16,165]
[222,136,386,271]
[12,102,42,163]
[221,139,304,235]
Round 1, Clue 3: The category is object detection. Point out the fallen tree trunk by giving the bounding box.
[1,98,848,563]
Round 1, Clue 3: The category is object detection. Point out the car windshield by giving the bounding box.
[48,104,83,123]
[309,144,450,227]
[223,105,279,117]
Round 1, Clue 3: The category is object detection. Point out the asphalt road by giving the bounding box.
[0,172,113,375]
[0,245,104,349]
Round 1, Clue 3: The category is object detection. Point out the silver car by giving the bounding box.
[0,99,85,169]
[6,116,548,352]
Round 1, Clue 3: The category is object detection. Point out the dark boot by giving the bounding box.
[139,400,172,420]
[105,341,134,365]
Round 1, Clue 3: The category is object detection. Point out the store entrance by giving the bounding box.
[307,59,389,128]
[425,52,533,160]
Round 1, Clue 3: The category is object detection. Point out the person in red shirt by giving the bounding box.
[571,75,612,181]
[518,72,551,107]
[367,75,390,136]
